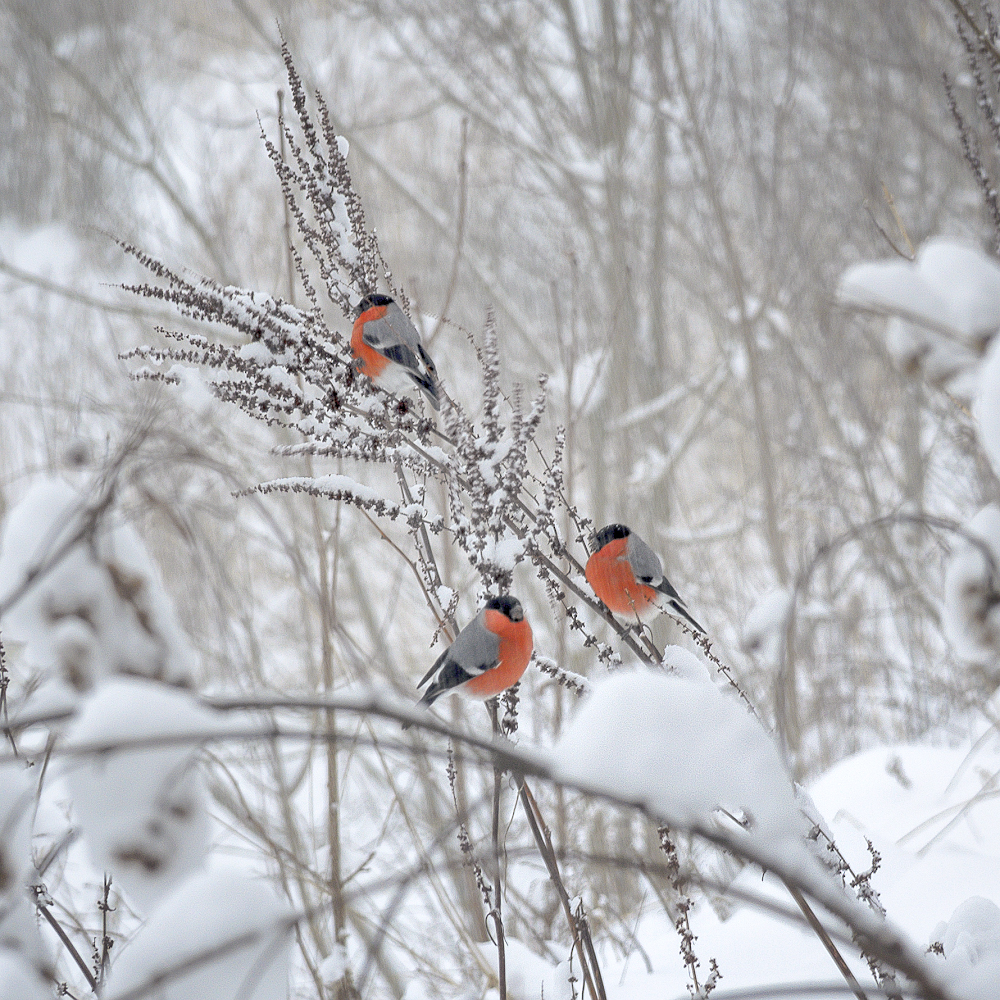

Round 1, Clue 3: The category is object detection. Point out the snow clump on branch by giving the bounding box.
[551,670,803,848]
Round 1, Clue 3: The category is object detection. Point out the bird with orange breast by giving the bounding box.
[351,293,440,409]
[585,523,705,632]
[404,596,533,727]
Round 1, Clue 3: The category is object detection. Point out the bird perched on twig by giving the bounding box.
[586,523,705,633]
[351,293,440,409]
[403,596,533,729]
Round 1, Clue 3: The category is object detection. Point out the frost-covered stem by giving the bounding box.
[97,874,113,986]
[277,88,297,307]
[658,829,709,997]
[807,826,901,997]
[948,0,1000,63]
[395,460,455,634]
[691,632,761,720]
[488,701,507,1000]
[36,893,99,993]
[517,780,606,1000]
[445,741,493,941]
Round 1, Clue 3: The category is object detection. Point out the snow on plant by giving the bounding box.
[103,862,291,1000]
[63,677,217,913]
[552,670,802,850]
[0,466,291,997]
[837,226,1000,993]
[0,476,194,694]
[929,897,1000,1000]
[104,49,988,1000]
[0,41,982,1000]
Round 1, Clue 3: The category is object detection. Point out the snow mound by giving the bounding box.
[0,477,194,691]
[104,861,291,1000]
[931,897,1000,999]
[64,677,223,911]
[661,644,712,683]
[551,670,802,846]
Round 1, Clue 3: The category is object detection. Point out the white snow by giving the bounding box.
[0,951,50,1000]
[551,670,802,846]
[480,534,526,571]
[660,644,712,683]
[943,503,1000,665]
[63,677,221,912]
[931,897,1000,998]
[598,728,1000,998]
[886,316,980,391]
[104,860,292,1000]
[165,364,219,419]
[0,477,195,690]
[838,238,1000,342]
[476,937,576,1000]
[319,943,347,985]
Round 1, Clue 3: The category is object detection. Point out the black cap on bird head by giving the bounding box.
[486,595,524,622]
[593,523,631,551]
[354,292,393,317]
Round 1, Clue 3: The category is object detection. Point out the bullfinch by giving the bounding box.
[351,293,440,409]
[404,596,533,727]
[585,523,705,632]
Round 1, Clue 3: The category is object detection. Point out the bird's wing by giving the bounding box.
[362,302,439,408]
[417,646,449,689]
[626,532,665,585]
[625,531,705,632]
[446,610,501,675]
[362,301,421,353]
[418,611,501,691]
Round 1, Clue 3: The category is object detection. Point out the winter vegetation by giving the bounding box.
[6,2,1000,999]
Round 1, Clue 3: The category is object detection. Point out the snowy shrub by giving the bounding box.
[0,477,194,694]
[64,678,216,913]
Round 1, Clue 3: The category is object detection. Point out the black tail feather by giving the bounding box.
[666,597,705,634]
[408,370,440,410]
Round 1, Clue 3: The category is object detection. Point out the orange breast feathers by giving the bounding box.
[463,610,534,698]
[585,537,658,616]
[351,304,390,378]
